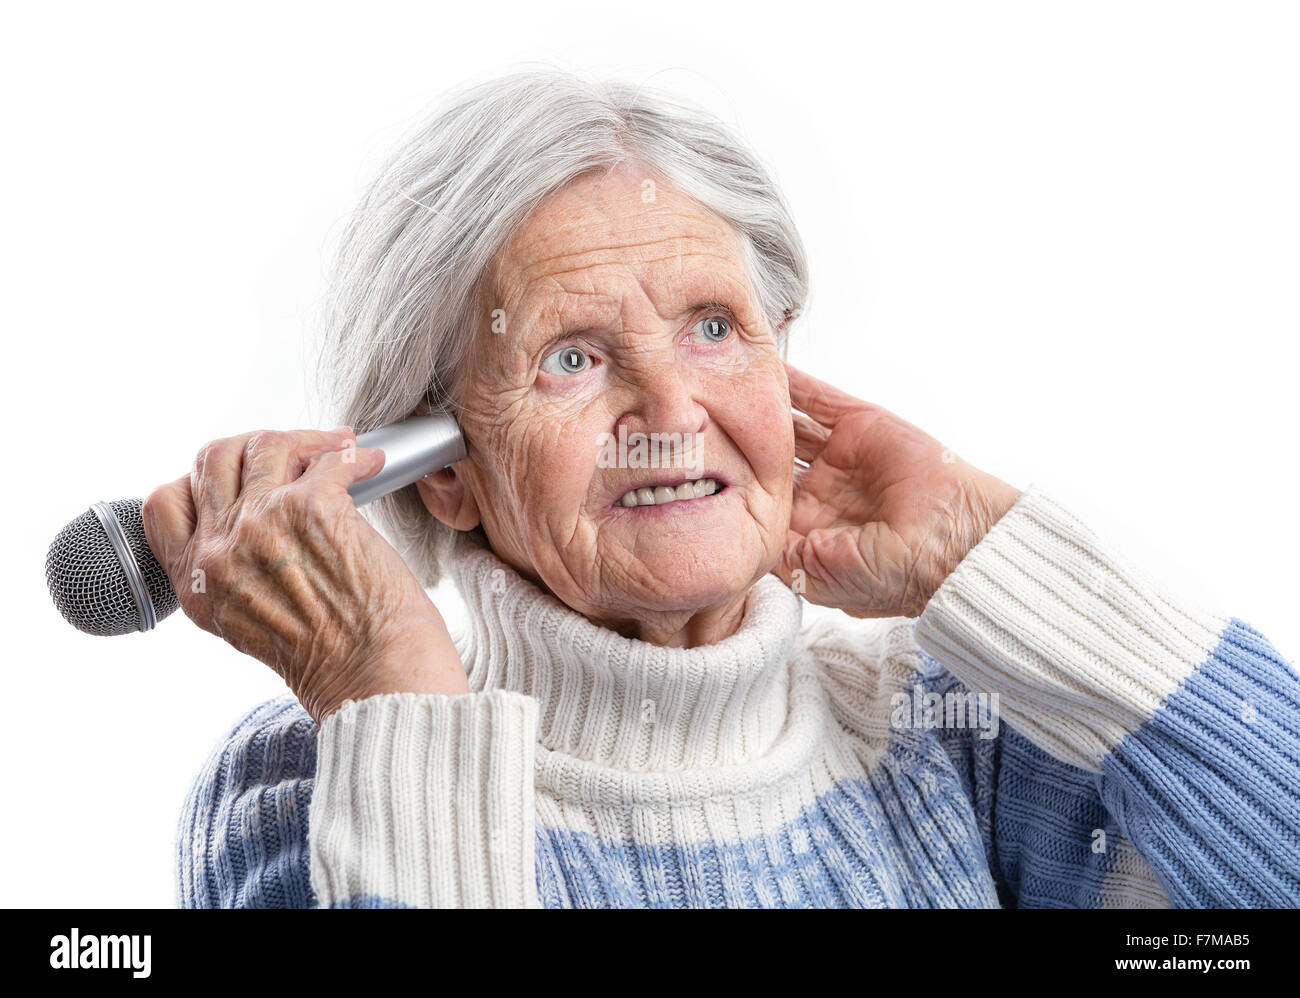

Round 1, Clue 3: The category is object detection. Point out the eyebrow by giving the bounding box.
[512,271,754,354]
[524,295,622,351]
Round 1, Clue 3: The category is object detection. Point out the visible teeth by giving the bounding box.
[617,478,720,506]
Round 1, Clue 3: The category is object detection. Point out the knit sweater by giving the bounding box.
[176,483,1300,908]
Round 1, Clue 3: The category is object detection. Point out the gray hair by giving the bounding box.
[315,68,810,587]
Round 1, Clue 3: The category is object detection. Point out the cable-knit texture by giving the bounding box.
[175,483,1300,908]
[308,691,537,908]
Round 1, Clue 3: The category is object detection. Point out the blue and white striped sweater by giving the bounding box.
[176,485,1300,908]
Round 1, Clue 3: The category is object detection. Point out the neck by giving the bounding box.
[585,593,751,647]
[446,528,804,771]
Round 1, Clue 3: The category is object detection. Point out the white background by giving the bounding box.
[3,1,1295,907]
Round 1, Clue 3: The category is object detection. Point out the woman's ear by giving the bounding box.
[415,463,481,532]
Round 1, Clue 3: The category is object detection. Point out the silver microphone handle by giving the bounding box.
[346,413,466,507]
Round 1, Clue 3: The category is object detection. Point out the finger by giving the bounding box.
[141,474,198,587]
[792,410,830,464]
[784,361,870,429]
[191,433,258,526]
[773,529,829,600]
[770,529,806,591]
[241,427,355,495]
[294,443,388,495]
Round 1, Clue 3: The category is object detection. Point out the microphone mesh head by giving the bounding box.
[45,498,180,636]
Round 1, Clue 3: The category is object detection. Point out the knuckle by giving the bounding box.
[193,439,221,471]
[244,429,282,459]
[309,448,342,474]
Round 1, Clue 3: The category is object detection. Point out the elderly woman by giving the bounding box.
[148,70,1300,909]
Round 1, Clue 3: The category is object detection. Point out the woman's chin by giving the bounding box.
[611,553,759,615]
[589,498,773,595]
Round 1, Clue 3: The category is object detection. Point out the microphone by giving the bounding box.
[45,413,466,637]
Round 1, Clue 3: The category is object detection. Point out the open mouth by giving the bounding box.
[611,477,726,509]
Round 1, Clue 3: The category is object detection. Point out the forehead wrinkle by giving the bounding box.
[513,250,757,333]
[508,230,727,288]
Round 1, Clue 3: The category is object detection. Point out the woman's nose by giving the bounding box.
[615,359,708,442]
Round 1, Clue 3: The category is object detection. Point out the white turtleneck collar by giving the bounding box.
[445,528,805,772]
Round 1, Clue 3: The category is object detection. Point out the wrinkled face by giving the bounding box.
[432,161,794,638]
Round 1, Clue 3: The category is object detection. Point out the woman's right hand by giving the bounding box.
[141,426,470,724]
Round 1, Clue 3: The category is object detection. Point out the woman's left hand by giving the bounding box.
[773,361,1023,619]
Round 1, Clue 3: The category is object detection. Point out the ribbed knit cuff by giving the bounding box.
[308,689,539,908]
[914,483,1228,773]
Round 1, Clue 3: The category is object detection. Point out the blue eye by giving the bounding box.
[693,315,731,342]
[541,346,591,375]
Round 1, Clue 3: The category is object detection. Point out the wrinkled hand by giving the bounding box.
[773,362,1022,618]
[142,427,469,723]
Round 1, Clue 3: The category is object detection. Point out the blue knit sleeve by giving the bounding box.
[1092,617,1300,906]
[912,484,1300,908]
[176,694,321,908]
[921,658,1176,907]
